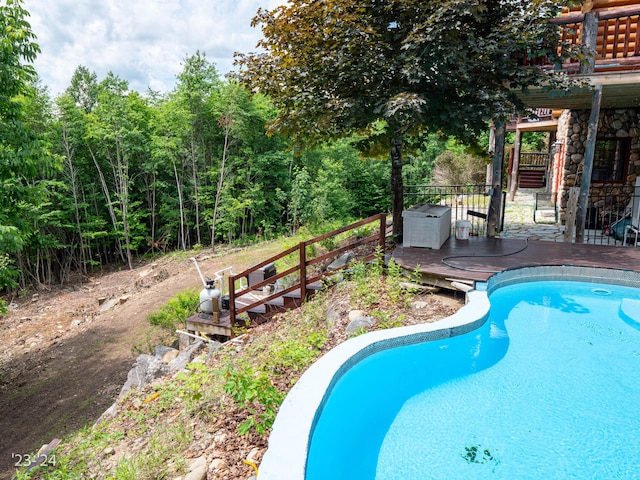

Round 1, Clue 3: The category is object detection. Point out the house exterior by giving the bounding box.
[511,0,640,235]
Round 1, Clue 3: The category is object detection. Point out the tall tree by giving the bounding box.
[237,0,573,239]
[175,51,220,245]
[0,0,57,301]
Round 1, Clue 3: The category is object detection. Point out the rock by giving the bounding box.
[119,295,129,304]
[246,447,261,463]
[168,340,211,372]
[346,315,375,334]
[326,307,340,329]
[154,345,178,360]
[99,298,119,313]
[348,310,366,321]
[189,456,207,471]
[95,402,118,425]
[184,456,207,480]
[120,354,170,395]
[184,465,206,480]
[326,251,355,271]
[209,458,225,471]
[103,447,116,456]
[71,319,82,327]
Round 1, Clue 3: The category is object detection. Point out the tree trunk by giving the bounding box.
[211,115,232,251]
[173,161,186,250]
[62,126,87,275]
[190,128,201,245]
[89,147,126,264]
[390,138,404,241]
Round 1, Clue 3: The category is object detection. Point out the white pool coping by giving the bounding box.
[258,289,490,480]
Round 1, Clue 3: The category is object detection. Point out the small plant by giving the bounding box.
[147,288,198,332]
[373,311,405,330]
[222,366,284,435]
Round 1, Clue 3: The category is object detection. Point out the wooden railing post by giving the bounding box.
[378,213,386,252]
[228,275,236,325]
[299,241,307,300]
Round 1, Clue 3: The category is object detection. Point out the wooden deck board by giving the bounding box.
[392,236,640,285]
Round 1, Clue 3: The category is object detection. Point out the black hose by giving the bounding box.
[440,239,529,273]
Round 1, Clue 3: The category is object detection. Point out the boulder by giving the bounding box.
[326,251,355,272]
[120,354,170,395]
[346,315,375,334]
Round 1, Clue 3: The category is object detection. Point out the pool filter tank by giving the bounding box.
[191,257,223,321]
[200,279,221,317]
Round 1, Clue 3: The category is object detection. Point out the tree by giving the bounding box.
[236,0,572,239]
[175,52,220,245]
[0,0,57,302]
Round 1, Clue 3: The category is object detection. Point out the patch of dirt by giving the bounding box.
[0,244,283,480]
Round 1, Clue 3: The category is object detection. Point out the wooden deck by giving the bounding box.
[392,236,640,287]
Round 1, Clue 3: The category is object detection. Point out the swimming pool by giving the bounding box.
[259,266,640,479]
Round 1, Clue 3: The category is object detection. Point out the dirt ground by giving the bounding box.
[0,244,284,480]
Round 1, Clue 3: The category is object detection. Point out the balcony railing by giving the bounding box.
[566,184,640,245]
[551,6,640,72]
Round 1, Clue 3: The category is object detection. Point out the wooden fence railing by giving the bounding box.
[551,6,640,70]
[227,213,387,324]
[520,152,548,169]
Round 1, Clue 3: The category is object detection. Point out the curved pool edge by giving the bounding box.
[258,289,490,480]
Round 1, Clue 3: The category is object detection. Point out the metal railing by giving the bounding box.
[580,184,640,246]
[404,184,506,236]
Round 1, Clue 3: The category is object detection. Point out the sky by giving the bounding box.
[22,0,284,97]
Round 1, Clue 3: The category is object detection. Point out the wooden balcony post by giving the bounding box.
[509,128,523,201]
[580,8,599,74]
[378,213,386,253]
[576,84,602,244]
[488,119,505,236]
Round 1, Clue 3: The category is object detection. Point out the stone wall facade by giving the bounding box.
[557,108,640,221]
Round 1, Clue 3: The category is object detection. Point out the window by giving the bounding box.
[592,138,629,183]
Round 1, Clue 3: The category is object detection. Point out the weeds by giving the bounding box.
[147,288,199,332]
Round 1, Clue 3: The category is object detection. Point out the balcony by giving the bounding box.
[518,4,640,110]
[552,5,640,73]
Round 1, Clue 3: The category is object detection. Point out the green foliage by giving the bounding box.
[238,0,575,236]
[147,288,198,332]
[222,366,284,435]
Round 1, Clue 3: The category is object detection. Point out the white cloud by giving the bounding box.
[22,0,283,97]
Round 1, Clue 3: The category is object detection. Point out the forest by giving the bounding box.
[1,53,461,293]
[1,0,561,304]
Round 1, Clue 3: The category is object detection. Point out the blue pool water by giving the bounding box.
[306,281,640,479]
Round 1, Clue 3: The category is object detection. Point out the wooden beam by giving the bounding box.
[581,11,600,74]
[509,129,523,201]
[564,187,580,242]
[487,120,505,237]
[575,84,603,243]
